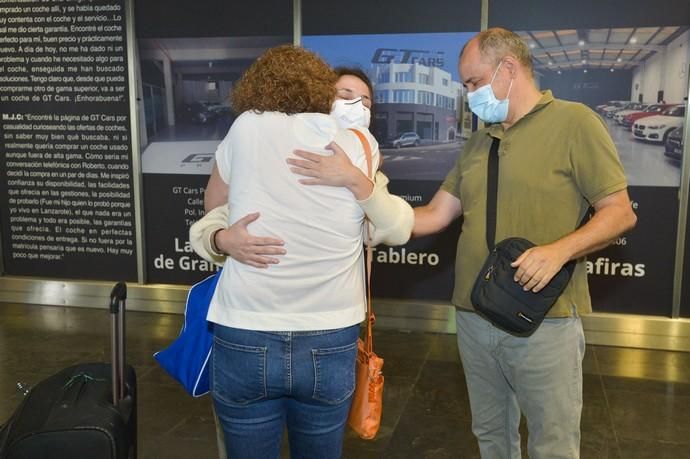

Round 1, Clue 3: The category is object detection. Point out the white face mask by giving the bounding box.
[467,61,513,123]
[330,97,371,129]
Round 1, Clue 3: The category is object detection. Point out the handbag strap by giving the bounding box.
[348,128,375,354]
[485,137,501,252]
[484,136,590,274]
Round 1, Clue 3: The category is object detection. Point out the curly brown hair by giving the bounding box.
[232,45,337,115]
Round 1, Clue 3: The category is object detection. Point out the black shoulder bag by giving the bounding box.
[470,137,578,336]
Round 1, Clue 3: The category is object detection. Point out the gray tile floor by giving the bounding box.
[2,303,690,458]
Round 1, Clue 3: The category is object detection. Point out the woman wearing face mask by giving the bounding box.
[330,67,374,133]
[198,47,412,459]
[197,66,412,268]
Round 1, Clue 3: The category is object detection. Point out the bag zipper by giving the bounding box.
[484,265,495,280]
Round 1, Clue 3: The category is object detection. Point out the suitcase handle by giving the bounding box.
[109,282,127,404]
[110,282,127,313]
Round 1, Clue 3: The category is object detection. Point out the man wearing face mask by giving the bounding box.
[281,29,637,458]
[411,28,637,458]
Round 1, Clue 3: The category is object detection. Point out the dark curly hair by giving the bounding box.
[232,45,337,115]
[334,66,374,103]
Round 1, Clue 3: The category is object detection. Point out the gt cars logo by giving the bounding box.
[180,153,215,168]
[181,153,214,166]
[372,48,445,67]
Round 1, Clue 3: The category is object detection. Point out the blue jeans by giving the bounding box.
[456,309,585,459]
[211,324,360,459]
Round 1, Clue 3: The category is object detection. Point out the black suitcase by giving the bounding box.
[0,283,137,459]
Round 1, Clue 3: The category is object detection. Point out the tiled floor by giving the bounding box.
[1,303,690,458]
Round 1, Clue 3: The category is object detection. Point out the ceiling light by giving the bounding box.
[629,37,637,44]
[583,69,588,73]
[578,40,585,46]
[617,57,622,62]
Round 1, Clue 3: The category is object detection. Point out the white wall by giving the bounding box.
[631,29,689,104]
[631,66,644,102]
[640,52,663,103]
[663,29,689,103]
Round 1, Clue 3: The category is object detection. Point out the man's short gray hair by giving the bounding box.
[471,28,534,76]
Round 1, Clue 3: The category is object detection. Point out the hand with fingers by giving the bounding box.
[215,212,286,269]
[286,142,373,199]
[510,244,570,293]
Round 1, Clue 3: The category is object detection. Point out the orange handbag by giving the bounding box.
[347,129,384,440]
[347,302,384,439]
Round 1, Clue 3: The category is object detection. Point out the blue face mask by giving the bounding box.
[467,61,513,123]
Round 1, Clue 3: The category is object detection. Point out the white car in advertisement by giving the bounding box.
[614,103,648,124]
[601,101,633,118]
[596,100,627,114]
[632,105,686,143]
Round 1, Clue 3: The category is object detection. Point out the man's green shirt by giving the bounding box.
[441,90,628,317]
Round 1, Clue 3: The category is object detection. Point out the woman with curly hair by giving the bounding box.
[200,45,406,459]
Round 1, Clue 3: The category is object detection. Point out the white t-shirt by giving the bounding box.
[208,111,380,331]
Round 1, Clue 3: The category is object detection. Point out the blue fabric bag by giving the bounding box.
[154,270,221,397]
